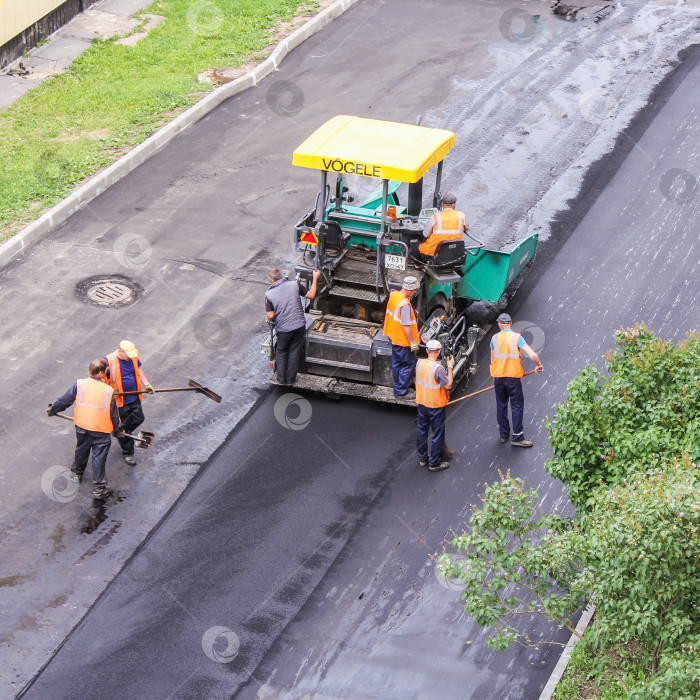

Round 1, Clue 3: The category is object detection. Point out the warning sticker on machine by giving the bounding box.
[300,229,319,245]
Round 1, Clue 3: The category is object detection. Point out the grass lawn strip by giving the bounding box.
[0,0,327,242]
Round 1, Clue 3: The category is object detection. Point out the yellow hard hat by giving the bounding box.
[119,340,139,358]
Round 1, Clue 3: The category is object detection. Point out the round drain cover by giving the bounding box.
[76,275,142,308]
[87,282,134,306]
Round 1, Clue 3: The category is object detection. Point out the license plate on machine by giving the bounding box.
[385,254,406,270]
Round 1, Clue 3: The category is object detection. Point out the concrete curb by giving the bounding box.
[0,0,361,270]
[537,605,596,700]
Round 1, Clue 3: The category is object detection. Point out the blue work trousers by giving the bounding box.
[494,377,525,440]
[71,429,111,497]
[391,344,416,396]
[417,405,446,467]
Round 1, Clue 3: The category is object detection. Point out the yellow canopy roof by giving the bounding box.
[292,115,455,183]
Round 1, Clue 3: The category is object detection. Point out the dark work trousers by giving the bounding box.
[409,241,432,264]
[494,377,525,440]
[417,405,446,467]
[116,400,145,455]
[276,326,305,384]
[391,344,416,396]
[71,430,111,497]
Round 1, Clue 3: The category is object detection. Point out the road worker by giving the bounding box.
[416,339,454,471]
[490,313,543,447]
[266,267,321,385]
[383,276,421,398]
[47,359,123,501]
[410,193,467,263]
[104,340,153,466]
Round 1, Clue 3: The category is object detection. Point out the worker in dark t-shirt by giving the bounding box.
[104,340,153,465]
[265,267,320,385]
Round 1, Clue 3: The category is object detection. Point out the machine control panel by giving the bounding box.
[391,218,423,232]
[388,208,436,246]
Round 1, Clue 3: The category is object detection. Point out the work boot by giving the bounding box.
[93,488,113,502]
[511,439,534,448]
[499,437,509,444]
[429,461,450,472]
[123,453,137,466]
[419,458,428,468]
[70,471,82,483]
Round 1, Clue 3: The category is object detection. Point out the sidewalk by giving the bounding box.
[0,0,157,112]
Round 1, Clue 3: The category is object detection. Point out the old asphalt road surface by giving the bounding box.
[5,0,700,697]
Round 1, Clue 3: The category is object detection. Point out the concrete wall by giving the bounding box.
[0,0,100,69]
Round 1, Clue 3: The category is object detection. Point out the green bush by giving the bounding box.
[438,472,589,651]
[627,643,700,700]
[545,324,700,511]
[442,461,699,697]
[582,457,699,675]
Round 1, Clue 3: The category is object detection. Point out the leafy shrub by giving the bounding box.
[582,457,699,674]
[438,472,589,651]
[545,324,700,511]
[627,642,700,699]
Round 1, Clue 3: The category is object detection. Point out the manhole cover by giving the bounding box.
[87,282,134,305]
[76,275,142,308]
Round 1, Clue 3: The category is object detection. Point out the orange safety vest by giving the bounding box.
[73,378,115,433]
[490,331,524,378]
[383,291,419,347]
[415,359,449,408]
[105,351,142,407]
[419,208,465,256]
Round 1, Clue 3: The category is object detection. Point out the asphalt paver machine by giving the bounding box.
[263,116,538,405]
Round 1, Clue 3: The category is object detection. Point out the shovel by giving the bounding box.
[114,379,222,403]
[53,413,154,449]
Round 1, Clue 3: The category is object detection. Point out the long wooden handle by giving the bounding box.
[446,370,538,406]
[114,387,197,397]
[52,412,148,443]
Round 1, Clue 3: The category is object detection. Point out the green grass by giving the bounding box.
[0,0,320,241]
[552,638,653,699]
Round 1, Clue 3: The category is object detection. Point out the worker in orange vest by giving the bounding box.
[416,339,455,471]
[382,276,421,397]
[490,313,543,447]
[104,340,153,466]
[410,193,467,263]
[47,359,124,500]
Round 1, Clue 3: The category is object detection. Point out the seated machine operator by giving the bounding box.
[409,193,467,264]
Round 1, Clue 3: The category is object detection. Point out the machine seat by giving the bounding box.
[318,220,351,270]
[319,220,350,250]
[422,239,466,283]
